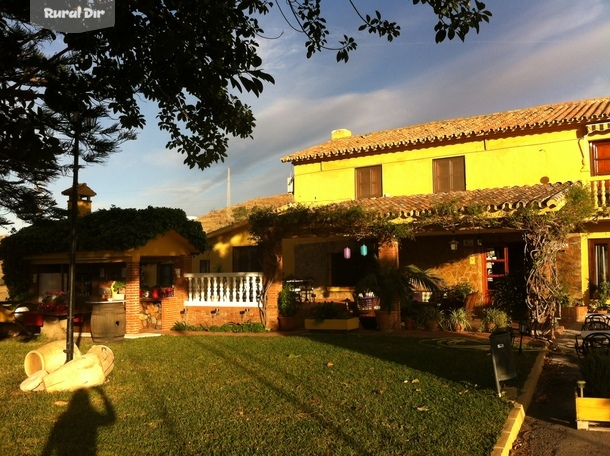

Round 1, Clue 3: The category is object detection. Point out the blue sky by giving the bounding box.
[3,0,610,234]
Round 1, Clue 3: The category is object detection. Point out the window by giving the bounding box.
[589,240,610,297]
[433,156,465,193]
[356,165,382,199]
[199,260,210,273]
[233,246,264,272]
[158,264,174,287]
[591,141,610,176]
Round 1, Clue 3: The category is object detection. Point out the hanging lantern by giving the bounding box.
[343,247,351,259]
[449,239,459,252]
[360,244,368,256]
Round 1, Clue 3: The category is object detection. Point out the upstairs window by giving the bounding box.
[433,156,465,193]
[356,165,382,199]
[591,140,610,176]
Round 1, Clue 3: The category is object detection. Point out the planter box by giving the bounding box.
[304,317,359,331]
[576,394,610,430]
[561,306,588,324]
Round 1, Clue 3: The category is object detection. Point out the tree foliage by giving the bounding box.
[0,206,207,299]
[1,1,492,227]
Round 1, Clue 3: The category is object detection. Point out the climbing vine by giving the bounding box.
[0,206,208,300]
[248,185,596,337]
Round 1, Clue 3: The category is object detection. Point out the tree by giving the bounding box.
[0,1,491,227]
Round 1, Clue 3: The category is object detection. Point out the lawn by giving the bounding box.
[0,332,539,456]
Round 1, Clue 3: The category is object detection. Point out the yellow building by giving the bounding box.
[275,98,610,314]
[198,97,610,330]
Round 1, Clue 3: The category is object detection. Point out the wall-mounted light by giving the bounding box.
[343,247,351,259]
[476,237,483,247]
[449,239,459,252]
[360,244,368,256]
[174,268,181,278]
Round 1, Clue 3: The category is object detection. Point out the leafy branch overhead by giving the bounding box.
[1,1,492,226]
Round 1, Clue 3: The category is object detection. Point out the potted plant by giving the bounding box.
[416,305,442,331]
[444,307,472,332]
[480,308,511,333]
[576,351,610,430]
[401,300,417,330]
[304,302,359,331]
[356,256,440,332]
[277,283,303,331]
[111,280,126,300]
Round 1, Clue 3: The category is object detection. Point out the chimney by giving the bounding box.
[331,129,352,140]
[62,183,96,216]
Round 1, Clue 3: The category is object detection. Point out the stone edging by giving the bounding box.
[491,349,547,456]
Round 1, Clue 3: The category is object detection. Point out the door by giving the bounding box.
[483,246,509,304]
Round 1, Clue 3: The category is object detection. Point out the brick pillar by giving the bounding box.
[125,261,141,334]
[160,255,192,331]
[378,240,399,268]
[378,240,401,319]
[263,242,283,330]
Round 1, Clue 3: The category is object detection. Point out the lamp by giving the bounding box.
[343,247,351,259]
[518,320,530,354]
[360,244,368,256]
[449,239,459,252]
[174,268,181,278]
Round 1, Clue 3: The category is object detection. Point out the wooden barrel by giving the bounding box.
[91,302,125,343]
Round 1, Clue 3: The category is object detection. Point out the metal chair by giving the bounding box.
[582,332,610,356]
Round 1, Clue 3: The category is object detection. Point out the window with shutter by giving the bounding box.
[433,156,465,193]
[355,165,382,199]
[591,141,610,176]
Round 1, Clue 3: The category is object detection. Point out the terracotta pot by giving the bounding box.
[277,316,303,331]
[424,319,439,331]
[375,310,399,332]
[403,318,416,330]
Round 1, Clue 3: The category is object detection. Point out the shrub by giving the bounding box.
[480,308,511,332]
[579,351,610,398]
[278,284,302,317]
[310,302,351,321]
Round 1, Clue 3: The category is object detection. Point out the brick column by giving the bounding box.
[378,240,401,319]
[125,261,141,334]
[160,255,192,331]
[263,241,283,330]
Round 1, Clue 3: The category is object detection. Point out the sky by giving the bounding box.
[3,0,610,234]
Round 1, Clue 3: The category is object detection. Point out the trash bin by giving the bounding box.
[489,330,517,396]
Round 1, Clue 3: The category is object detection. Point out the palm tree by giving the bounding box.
[356,256,441,314]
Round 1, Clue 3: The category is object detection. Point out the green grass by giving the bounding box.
[0,333,539,456]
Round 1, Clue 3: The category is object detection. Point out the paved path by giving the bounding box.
[510,329,610,455]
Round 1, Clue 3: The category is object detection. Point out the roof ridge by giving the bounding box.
[282,97,610,163]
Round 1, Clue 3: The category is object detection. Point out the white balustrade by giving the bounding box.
[183,273,263,307]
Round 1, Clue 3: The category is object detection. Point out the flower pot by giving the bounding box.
[403,318,416,330]
[375,310,399,332]
[277,316,303,331]
[424,319,439,331]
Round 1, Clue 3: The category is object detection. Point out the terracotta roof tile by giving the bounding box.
[282,97,610,163]
[335,182,574,219]
[197,193,294,233]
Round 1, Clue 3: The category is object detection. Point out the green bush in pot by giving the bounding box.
[355,256,441,314]
[278,284,301,317]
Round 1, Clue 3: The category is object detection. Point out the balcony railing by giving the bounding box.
[590,178,610,210]
[184,273,264,307]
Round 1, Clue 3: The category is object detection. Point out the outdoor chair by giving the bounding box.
[581,317,610,332]
[580,333,610,356]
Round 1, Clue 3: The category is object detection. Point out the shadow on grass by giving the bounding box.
[41,386,116,456]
